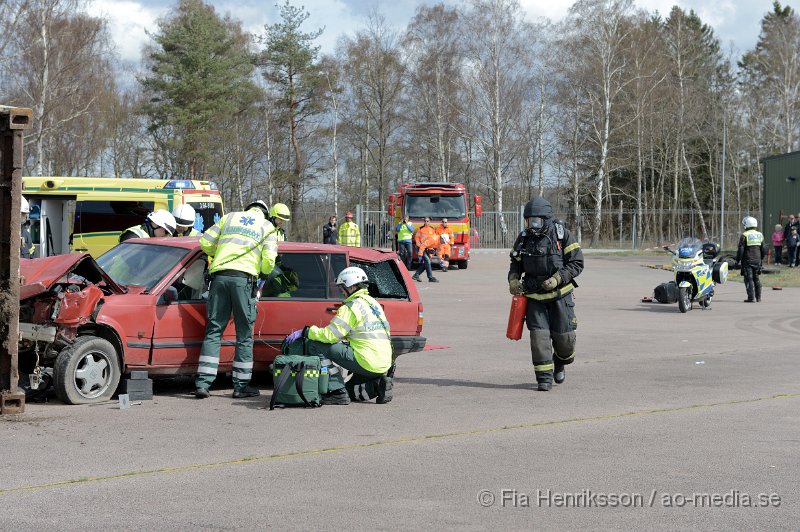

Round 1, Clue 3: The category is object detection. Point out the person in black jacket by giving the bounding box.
[323,215,338,245]
[736,216,767,303]
[508,197,584,391]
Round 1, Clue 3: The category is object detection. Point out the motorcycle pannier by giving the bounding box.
[654,281,679,304]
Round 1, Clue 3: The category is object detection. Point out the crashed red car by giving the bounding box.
[19,238,426,404]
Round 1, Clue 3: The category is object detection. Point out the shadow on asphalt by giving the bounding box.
[395,377,533,390]
[620,304,686,313]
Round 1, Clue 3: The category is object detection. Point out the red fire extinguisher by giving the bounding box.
[506,294,527,340]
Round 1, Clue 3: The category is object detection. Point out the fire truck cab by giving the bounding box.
[387,182,482,270]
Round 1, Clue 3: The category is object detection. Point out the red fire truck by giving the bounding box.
[387,182,482,269]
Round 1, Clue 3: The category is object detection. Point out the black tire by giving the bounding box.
[458,260,469,270]
[678,286,691,313]
[54,336,121,405]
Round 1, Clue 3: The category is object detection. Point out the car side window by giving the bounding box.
[350,259,409,299]
[261,252,328,299]
[170,254,209,301]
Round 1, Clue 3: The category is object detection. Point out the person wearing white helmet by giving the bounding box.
[282,266,394,405]
[20,196,35,258]
[735,216,767,303]
[119,209,177,242]
[172,204,201,237]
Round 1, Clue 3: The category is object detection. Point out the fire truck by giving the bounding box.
[387,182,482,269]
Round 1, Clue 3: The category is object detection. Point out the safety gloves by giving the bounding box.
[284,327,306,344]
[508,274,523,295]
[541,272,562,291]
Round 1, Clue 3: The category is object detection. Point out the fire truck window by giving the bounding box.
[405,195,466,220]
[74,201,154,234]
[349,259,409,300]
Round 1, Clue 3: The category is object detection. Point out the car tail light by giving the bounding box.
[417,303,424,335]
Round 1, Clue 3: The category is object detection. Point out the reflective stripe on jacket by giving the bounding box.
[307,288,392,374]
[396,222,414,242]
[201,208,278,277]
[339,221,361,247]
[119,225,149,242]
[736,229,766,267]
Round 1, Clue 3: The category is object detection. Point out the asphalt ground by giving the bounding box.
[2,250,798,530]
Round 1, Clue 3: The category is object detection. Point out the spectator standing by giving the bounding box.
[787,228,799,268]
[339,211,361,247]
[772,224,784,265]
[783,215,800,266]
[323,215,338,244]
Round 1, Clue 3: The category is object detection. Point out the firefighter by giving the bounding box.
[194,200,282,399]
[338,211,361,247]
[283,266,393,405]
[269,203,291,241]
[435,218,455,272]
[172,204,201,236]
[735,216,767,303]
[119,210,176,242]
[20,196,34,258]
[412,217,439,283]
[508,197,584,391]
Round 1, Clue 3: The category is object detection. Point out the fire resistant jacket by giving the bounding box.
[201,207,278,277]
[736,229,766,267]
[307,287,392,374]
[415,225,438,256]
[436,224,455,256]
[339,221,361,247]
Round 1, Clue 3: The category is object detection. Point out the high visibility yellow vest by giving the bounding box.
[308,288,392,374]
[119,225,149,242]
[339,221,361,247]
[744,229,764,246]
[397,222,414,242]
[201,208,278,277]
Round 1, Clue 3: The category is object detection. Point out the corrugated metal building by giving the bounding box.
[762,150,800,228]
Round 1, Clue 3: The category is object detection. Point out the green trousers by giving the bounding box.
[301,340,384,398]
[196,275,256,392]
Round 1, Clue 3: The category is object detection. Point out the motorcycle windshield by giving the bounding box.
[677,237,703,258]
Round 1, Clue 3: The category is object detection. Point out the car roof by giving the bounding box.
[127,237,397,261]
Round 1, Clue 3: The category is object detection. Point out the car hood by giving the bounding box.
[20,254,126,300]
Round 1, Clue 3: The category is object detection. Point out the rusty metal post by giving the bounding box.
[1,105,32,415]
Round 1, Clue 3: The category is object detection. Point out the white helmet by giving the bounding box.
[742,216,757,229]
[172,204,196,228]
[335,266,369,288]
[147,210,177,236]
[20,196,29,214]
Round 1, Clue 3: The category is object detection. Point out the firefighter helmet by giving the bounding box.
[21,196,29,214]
[147,210,177,236]
[172,204,196,228]
[335,266,369,288]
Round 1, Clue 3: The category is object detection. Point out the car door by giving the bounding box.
[150,253,218,372]
[253,251,348,367]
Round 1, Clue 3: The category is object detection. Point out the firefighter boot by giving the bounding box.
[536,374,553,391]
[554,363,565,384]
[531,329,554,391]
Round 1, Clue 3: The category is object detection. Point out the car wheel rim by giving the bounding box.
[73,351,112,399]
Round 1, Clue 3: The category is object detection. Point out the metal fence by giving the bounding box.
[293,206,751,251]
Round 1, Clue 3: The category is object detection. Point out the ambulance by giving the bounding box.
[22,177,224,257]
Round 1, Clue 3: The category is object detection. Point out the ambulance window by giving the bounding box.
[74,201,154,233]
[349,259,409,300]
[188,201,223,233]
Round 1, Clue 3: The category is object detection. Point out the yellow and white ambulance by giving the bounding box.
[22,177,224,257]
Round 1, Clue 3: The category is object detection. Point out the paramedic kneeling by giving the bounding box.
[283,266,394,405]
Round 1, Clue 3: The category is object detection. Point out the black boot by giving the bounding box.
[554,363,565,384]
[535,370,553,391]
[322,387,351,405]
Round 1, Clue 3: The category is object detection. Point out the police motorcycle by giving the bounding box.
[663,238,729,313]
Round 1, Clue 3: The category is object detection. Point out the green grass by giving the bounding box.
[727,264,800,288]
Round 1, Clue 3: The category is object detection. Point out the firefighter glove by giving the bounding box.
[508,274,523,295]
[541,272,562,291]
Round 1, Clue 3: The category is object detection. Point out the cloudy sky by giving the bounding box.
[87,0,777,65]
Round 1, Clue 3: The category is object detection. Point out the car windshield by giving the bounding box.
[97,242,189,290]
[405,194,466,220]
[677,237,703,258]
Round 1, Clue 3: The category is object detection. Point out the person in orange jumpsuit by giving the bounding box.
[412,218,439,282]
[435,218,455,272]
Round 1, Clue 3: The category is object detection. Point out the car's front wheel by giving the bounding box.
[54,336,121,405]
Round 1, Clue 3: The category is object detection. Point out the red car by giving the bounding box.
[19,239,426,404]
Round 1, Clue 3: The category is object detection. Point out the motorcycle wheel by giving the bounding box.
[678,286,691,313]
